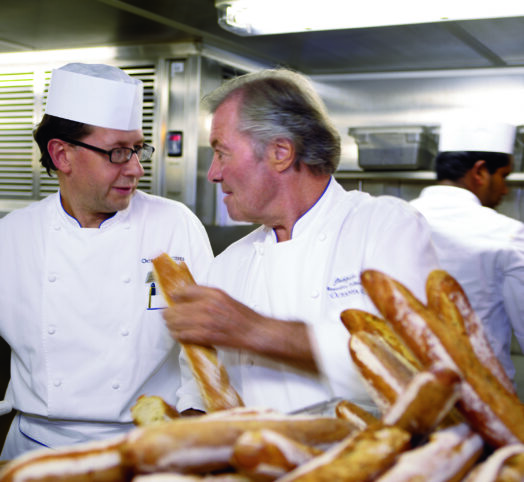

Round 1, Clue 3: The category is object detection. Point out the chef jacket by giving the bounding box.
[0,190,213,456]
[177,178,439,414]
[410,185,524,380]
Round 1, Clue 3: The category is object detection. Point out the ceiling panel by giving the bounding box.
[0,0,523,75]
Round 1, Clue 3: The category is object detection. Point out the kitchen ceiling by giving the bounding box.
[1,0,524,75]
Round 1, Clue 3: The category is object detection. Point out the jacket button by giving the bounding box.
[48,274,57,282]
[120,328,129,337]
[318,233,326,241]
[112,382,120,390]
[311,290,319,299]
[122,276,131,284]
[48,326,56,335]
[53,379,62,387]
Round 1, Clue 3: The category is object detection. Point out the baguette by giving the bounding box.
[152,253,244,412]
[426,269,515,394]
[123,411,357,475]
[276,425,411,482]
[377,423,484,482]
[382,364,460,436]
[334,399,379,431]
[0,436,128,482]
[361,269,524,447]
[340,309,422,370]
[230,429,322,481]
[348,331,417,412]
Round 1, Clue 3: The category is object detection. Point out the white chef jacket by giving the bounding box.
[0,190,213,457]
[410,185,524,380]
[177,178,439,414]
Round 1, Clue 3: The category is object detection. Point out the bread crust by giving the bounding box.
[361,269,524,448]
[0,436,128,482]
[426,270,515,395]
[152,253,244,412]
[122,412,357,475]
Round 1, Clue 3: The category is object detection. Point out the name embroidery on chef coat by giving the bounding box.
[326,274,365,299]
[142,255,185,310]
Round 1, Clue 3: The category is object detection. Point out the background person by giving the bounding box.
[0,63,213,458]
[410,118,524,383]
[165,68,440,415]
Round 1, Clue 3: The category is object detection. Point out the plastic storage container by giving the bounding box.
[348,125,438,171]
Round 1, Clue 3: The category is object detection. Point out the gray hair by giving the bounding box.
[203,69,341,175]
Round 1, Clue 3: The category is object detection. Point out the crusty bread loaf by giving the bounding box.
[0,436,128,482]
[464,444,524,481]
[348,331,417,412]
[230,429,321,481]
[152,253,244,412]
[131,395,180,426]
[122,410,357,475]
[334,399,379,431]
[341,309,422,370]
[277,425,411,482]
[426,269,515,395]
[382,365,460,436]
[361,269,524,448]
[377,422,484,482]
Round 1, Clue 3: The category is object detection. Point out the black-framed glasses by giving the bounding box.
[59,136,155,164]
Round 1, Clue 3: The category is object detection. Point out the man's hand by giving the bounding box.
[162,285,318,372]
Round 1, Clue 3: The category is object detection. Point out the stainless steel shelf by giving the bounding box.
[335,171,524,183]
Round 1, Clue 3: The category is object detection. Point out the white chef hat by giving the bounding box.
[439,118,516,155]
[45,63,143,131]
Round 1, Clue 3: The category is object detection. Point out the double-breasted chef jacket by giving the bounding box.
[0,190,213,457]
[411,185,524,381]
[177,178,440,414]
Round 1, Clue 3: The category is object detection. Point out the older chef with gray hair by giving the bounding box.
[0,63,212,458]
[410,118,524,385]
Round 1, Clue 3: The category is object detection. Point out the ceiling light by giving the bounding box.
[215,0,524,36]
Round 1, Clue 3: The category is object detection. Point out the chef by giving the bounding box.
[0,63,213,458]
[410,118,524,383]
[163,68,440,415]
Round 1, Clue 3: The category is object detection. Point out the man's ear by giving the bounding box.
[47,139,72,173]
[268,138,295,173]
[470,159,490,187]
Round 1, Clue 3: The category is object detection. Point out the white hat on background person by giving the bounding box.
[45,63,143,131]
[439,118,516,155]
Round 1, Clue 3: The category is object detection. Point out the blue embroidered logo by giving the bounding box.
[326,274,364,299]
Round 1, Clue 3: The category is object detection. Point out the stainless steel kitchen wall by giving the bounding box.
[312,68,524,221]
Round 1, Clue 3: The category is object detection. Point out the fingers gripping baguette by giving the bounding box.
[152,253,244,412]
[361,269,524,448]
[426,269,515,395]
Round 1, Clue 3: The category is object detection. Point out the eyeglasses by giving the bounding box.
[59,136,155,164]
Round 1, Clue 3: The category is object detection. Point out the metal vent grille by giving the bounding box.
[0,72,35,198]
[1,65,157,201]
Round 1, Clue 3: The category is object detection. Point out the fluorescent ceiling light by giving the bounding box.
[215,0,524,36]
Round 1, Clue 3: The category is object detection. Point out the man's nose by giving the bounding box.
[123,152,145,178]
[207,156,222,183]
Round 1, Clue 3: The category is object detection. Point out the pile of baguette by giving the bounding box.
[2,260,524,481]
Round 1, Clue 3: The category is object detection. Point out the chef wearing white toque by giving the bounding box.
[411,117,524,385]
[0,63,213,458]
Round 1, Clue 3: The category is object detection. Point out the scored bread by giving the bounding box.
[152,253,244,413]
